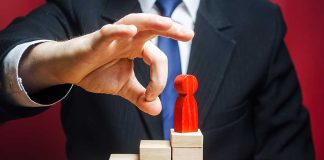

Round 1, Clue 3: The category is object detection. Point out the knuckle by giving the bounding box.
[151,79,165,91]
[146,15,156,23]
[149,17,162,27]
[126,13,136,19]
[100,24,113,35]
[160,54,168,64]
[154,53,168,66]
[156,81,166,91]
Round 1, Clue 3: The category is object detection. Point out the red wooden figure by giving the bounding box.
[174,75,198,133]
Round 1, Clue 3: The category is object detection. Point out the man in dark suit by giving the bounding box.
[0,0,315,159]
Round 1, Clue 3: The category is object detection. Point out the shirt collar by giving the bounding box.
[138,0,200,20]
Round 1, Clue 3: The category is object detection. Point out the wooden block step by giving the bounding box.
[170,129,203,148]
[140,140,171,160]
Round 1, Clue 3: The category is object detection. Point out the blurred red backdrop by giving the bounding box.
[0,1,67,160]
[0,0,323,159]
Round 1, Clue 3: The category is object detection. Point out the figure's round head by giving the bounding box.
[174,74,198,95]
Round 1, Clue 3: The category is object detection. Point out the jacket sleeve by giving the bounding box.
[0,0,76,123]
[253,6,315,160]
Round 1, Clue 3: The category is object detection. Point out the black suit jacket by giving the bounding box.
[0,0,315,159]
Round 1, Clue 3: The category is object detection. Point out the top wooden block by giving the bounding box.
[170,129,203,148]
[109,154,139,160]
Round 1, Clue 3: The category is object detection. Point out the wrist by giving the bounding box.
[19,41,67,93]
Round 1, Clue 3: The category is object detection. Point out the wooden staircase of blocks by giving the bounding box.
[110,75,201,160]
[109,129,203,160]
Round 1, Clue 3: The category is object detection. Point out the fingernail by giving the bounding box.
[128,25,137,33]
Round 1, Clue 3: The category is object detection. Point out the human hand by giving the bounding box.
[20,13,194,115]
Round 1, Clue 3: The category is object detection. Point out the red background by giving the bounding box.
[0,0,323,159]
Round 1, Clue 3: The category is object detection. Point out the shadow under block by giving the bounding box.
[172,147,203,160]
[109,154,139,160]
[170,129,203,148]
[139,140,171,160]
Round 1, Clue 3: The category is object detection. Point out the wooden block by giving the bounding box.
[170,129,203,148]
[109,154,139,160]
[172,147,203,160]
[140,140,171,160]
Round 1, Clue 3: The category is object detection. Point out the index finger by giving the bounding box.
[115,13,173,31]
[116,13,194,51]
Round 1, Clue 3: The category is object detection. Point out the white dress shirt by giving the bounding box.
[3,0,200,107]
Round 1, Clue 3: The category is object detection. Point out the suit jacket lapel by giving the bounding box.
[101,0,163,140]
[188,0,236,128]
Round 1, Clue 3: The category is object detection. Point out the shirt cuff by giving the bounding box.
[3,40,72,107]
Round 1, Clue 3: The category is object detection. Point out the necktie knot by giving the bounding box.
[156,0,182,17]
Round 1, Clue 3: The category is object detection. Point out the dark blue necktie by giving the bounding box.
[156,0,182,140]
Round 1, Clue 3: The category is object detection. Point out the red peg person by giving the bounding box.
[174,74,198,133]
